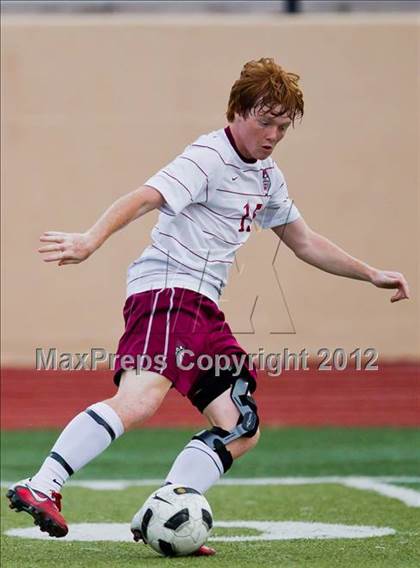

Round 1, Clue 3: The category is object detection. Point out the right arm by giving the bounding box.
[38,185,164,266]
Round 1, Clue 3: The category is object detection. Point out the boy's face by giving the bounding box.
[232,106,292,160]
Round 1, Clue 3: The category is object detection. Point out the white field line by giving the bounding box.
[6,521,396,542]
[341,478,420,508]
[2,476,420,507]
[4,476,419,490]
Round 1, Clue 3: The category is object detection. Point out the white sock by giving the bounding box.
[164,439,229,494]
[30,402,124,494]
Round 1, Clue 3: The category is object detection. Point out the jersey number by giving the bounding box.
[239,203,263,232]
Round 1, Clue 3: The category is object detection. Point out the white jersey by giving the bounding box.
[127,127,300,305]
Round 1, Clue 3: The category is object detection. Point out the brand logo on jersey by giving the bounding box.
[262,169,271,194]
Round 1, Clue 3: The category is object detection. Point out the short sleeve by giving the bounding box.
[145,145,216,215]
[255,164,300,229]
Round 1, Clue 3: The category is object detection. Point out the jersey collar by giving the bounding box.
[224,126,257,164]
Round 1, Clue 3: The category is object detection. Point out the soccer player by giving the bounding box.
[7,58,409,556]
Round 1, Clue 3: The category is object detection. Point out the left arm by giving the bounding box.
[273,218,410,303]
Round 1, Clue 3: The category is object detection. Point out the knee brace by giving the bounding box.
[188,364,257,413]
[192,376,259,473]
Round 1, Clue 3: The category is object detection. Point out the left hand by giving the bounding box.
[370,270,410,303]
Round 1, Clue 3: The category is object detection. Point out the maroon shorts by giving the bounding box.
[114,287,256,397]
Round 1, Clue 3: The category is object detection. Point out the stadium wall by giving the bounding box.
[1,14,419,369]
[2,365,419,429]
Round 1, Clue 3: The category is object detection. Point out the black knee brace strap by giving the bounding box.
[188,364,257,413]
[193,427,234,473]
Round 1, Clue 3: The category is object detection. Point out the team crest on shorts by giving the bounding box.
[262,169,271,194]
[175,344,187,367]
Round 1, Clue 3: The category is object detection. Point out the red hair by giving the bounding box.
[227,58,304,124]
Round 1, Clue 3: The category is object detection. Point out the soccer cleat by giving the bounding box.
[131,527,145,543]
[131,528,216,556]
[6,479,68,538]
[193,544,216,556]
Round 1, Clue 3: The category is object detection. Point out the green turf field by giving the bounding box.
[2,428,420,567]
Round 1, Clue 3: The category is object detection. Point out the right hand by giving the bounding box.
[38,231,95,266]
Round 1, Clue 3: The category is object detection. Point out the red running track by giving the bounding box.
[1,364,419,429]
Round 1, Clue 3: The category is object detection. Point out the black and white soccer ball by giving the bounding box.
[130,484,213,557]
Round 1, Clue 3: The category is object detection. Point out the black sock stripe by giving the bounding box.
[85,409,116,441]
[49,451,74,476]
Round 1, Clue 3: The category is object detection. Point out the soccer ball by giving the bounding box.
[130,484,213,557]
